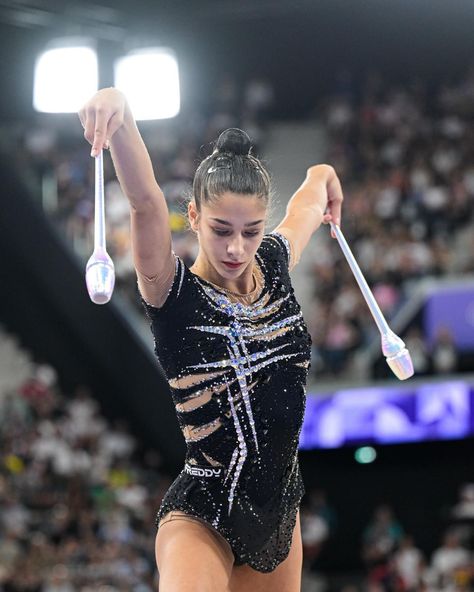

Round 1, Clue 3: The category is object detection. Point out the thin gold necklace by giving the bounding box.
[205,263,264,301]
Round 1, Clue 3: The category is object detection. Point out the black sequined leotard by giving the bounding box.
[141,231,312,573]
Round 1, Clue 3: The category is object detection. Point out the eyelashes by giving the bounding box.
[212,229,260,237]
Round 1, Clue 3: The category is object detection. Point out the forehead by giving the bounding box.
[202,192,267,222]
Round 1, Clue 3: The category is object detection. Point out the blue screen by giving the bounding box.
[299,380,474,449]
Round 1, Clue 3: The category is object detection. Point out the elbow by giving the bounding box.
[129,188,165,214]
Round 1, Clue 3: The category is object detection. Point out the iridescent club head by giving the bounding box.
[381,331,414,380]
[85,248,115,305]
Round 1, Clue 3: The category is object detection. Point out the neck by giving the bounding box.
[190,254,255,294]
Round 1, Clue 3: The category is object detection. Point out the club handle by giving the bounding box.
[329,222,390,336]
[94,150,105,250]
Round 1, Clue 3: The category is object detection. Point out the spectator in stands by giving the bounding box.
[452,483,474,521]
[403,327,431,376]
[322,312,359,375]
[301,488,337,573]
[392,534,425,591]
[448,483,474,551]
[301,502,329,568]
[362,504,404,587]
[431,326,459,375]
[242,77,275,123]
[429,530,471,590]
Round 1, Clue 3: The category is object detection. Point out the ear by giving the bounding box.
[188,200,200,232]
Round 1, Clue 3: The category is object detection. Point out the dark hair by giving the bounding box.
[192,128,272,211]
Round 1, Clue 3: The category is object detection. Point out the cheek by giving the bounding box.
[251,234,264,252]
[200,231,222,254]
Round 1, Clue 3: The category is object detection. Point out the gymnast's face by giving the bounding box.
[189,192,267,279]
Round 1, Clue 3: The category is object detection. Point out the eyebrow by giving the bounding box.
[210,218,264,227]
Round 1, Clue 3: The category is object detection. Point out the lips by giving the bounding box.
[223,261,243,269]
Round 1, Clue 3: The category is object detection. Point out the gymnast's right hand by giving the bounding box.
[78,87,127,157]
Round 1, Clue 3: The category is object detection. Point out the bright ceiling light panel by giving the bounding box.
[114,48,180,120]
[34,39,98,113]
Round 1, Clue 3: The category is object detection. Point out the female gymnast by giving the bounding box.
[79,88,343,592]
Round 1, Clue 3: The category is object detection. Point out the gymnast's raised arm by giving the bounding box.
[273,164,344,269]
[79,87,175,308]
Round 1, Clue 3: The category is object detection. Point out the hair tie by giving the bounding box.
[207,155,232,174]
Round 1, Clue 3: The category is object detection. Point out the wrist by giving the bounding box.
[306,164,334,182]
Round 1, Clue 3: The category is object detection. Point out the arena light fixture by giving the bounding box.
[33,37,98,113]
[114,47,180,120]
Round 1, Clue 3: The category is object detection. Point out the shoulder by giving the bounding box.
[258,231,293,272]
[139,253,191,319]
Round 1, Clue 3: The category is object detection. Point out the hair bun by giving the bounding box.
[215,128,252,156]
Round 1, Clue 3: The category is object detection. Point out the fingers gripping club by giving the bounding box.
[85,150,115,304]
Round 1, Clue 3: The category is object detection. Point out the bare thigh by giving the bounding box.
[229,509,302,592]
[155,510,235,592]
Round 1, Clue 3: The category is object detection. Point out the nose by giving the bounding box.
[226,234,245,260]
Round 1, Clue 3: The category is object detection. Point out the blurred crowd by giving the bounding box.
[359,500,473,592]
[302,490,474,592]
[1,327,472,591]
[8,69,474,381]
[0,328,169,591]
[306,68,474,378]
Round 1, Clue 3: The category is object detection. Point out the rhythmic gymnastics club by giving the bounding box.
[85,149,115,304]
[329,222,414,380]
